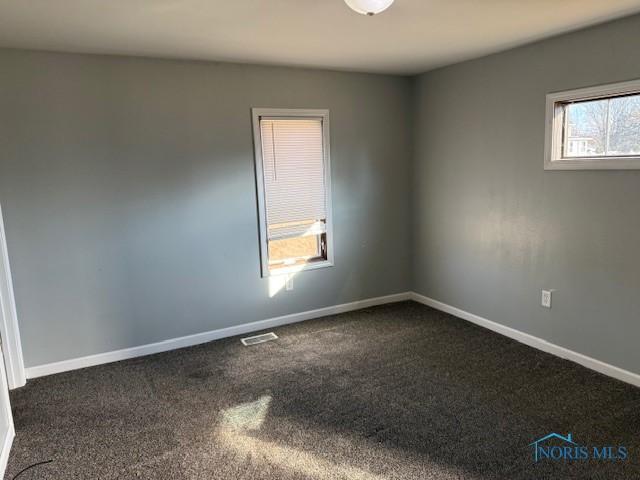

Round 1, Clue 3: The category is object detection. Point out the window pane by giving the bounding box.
[564,99,607,157]
[608,95,640,155]
[563,94,640,158]
[268,235,321,269]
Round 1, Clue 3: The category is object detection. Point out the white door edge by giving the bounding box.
[0,204,26,389]
[0,344,15,478]
[0,423,14,476]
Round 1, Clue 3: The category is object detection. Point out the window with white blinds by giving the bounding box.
[252,109,334,276]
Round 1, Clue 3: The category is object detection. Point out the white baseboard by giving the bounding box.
[0,423,14,479]
[25,290,640,388]
[410,292,640,388]
[25,292,412,379]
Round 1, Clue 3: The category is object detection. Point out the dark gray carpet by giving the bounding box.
[5,301,640,479]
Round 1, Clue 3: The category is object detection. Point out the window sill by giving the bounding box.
[265,260,334,278]
[545,156,640,170]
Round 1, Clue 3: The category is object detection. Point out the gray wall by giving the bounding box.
[3,12,640,374]
[0,50,412,367]
[413,14,640,373]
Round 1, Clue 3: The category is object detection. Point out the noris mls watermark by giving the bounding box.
[529,433,628,463]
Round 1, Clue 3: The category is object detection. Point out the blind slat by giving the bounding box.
[268,221,326,240]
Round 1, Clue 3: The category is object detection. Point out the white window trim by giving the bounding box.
[251,108,334,277]
[544,78,640,170]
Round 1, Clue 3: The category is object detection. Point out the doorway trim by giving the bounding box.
[0,204,26,389]
[0,344,15,476]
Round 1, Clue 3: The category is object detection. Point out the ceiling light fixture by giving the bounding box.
[344,0,395,16]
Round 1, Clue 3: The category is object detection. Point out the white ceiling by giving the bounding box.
[1,0,640,75]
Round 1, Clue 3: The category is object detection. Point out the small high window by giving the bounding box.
[545,79,640,170]
[252,109,334,276]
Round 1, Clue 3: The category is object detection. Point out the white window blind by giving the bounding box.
[259,118,327,240]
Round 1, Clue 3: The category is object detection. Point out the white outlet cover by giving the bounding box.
[285,277,294,291]
[541,290,552,308]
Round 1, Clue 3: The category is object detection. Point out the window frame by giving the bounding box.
[251,108,334,277]
[544,78,640,170]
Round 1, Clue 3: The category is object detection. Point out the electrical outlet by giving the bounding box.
[541,290,552,308]
[285,276,294,291]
